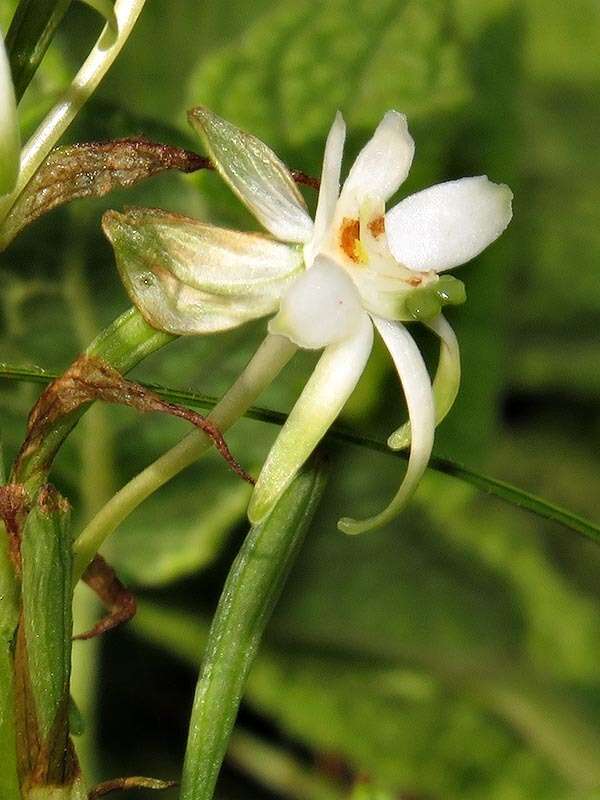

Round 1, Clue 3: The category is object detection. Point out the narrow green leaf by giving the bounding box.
[180,455,329,800]
[1,361,597,545]
[5,0,72,101]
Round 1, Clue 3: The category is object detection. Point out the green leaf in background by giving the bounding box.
[188,0,470,148]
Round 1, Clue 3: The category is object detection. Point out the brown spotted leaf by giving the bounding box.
[0,138,209,249]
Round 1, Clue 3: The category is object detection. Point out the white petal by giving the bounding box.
[189,106,314,243]
[0,32,20,196]
[103,209,302,334]
[339,317,434,535]
[268,256,364,350]
[248,313,374,524]
[388,314,460,450]
[386,176,513,272]
[338,111,414,213]
[305,111,346,266]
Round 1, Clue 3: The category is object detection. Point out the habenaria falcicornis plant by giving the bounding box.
[103,107,512,534]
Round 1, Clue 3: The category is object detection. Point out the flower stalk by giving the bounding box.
[180,455,328,800]
[71,333,297,582]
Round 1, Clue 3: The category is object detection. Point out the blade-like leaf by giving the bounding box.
[180,456,328,800]
[1,363,598,545]
[0,138,208,248]
[5,0,72,101]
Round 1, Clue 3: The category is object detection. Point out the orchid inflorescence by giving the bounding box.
[104,106,513,535]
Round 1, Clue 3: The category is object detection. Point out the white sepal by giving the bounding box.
[386,176,513,272]
[305,111,346,267]
[388,314,460,449]
[248,313,374,524]
[339,317,434,534]
[103,209,303,334]
[188,106,314,243]
[268,256,364,350]
[338,111,414,215]
[0,32,20,196]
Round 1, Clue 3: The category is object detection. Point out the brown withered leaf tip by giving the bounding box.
[0,134,320,249]
[15,354,254,485]
[0,483,29,570]
[0,138,211,248]
[74,554,137,640]
[89,776,177,798]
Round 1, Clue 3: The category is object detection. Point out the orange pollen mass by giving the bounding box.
[339,217,361,262]
[407,276,422,287]
[368,215,385,238]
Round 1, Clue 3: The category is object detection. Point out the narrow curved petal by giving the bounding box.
[386,176,513,272]
[339,317,434,535]
[188,106,313,243]
[268,256,364,350]
[338,111,414,213]
[388,314,460,450]
[103,209,303,334]
[248,313,374,524]
[305,111,346,266]
[0,32,20,195]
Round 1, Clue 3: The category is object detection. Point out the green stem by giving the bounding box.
[72,334,297,583]
[12,306,175,492]
[0,0,148,225]
[63,231,114,782]
[0,523,20,800]
[5,0,73,101]
[179,456,328,800]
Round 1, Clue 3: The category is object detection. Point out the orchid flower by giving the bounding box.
[0,31,20,196]
[104,106,512,534]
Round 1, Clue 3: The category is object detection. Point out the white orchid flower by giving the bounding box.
[104,106,512,534]
[0,31,20,196]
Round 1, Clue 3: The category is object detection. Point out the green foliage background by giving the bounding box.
[1,0,600,797]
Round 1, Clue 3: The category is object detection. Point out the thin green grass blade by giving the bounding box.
[1,362,598,544]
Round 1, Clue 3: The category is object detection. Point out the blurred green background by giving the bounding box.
[1,0,600,797]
